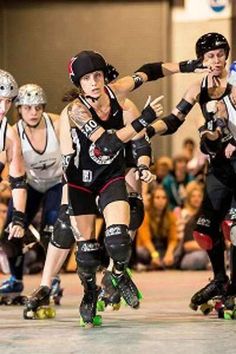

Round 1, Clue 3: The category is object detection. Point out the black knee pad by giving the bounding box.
[104,224,132,264]
[128,193,144,231]
[76,239,101,273]
[50,204,75,249]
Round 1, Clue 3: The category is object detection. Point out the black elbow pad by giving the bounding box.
[161,114,184,135]
[135,62,164,81]
[95,131,124,156]
[9,174,27,190]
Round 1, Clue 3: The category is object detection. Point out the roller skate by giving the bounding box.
[189,277,229,315]
[218,283,236,319]
[111,268,142,309]
[0,276,26,305]
[97,270,121,312]
[50,276,64,305]
[23,285,56,320]
[79,286,102,328]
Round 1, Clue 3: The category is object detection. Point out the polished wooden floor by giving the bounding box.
[0,270,235,354]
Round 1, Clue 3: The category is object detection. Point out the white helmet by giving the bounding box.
[228,61,236,86]
[15,84,47,107]
[0,69,18,98]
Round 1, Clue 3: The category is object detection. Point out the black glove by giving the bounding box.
[179,59,206,73]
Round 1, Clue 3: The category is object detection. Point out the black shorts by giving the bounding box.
[68,176,128,216]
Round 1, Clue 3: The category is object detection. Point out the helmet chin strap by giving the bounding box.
[85,95,101,103]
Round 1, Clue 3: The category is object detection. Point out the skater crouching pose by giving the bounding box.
[23,50,207,322]
[0,84,62,303]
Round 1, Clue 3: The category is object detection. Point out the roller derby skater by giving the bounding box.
[0,83,63,306]
[61,50,168,327]
[145,32,236,315]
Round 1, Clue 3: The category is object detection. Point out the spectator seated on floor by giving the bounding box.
[173,182,209,270]
[162,154,195,210]
[136,185,178,270]
[142,155,173,201]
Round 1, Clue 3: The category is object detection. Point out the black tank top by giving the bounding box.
[199,75,231,114]
[199,75,232,160]
[66,85,126,190]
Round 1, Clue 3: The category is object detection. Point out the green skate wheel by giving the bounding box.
[93,315,102,326]
[126,268,132,277]
[137,290,143,300]
[45,307,56,318]
[36,308,47,320]
[224,310,233,320]
[232,310,236,320]
[96,300,105,312]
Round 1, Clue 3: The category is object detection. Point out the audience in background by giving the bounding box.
[136,185,178,270]
[162,155,195,210]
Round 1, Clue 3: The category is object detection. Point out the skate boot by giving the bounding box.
[190,277,229,315]
[0,276,26,305]
[50,276,64,306]
[111,268,142,309]
[79,286,102,328]
[97,270,121,312]
[23,285,56,319]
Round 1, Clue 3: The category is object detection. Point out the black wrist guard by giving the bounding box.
[179,59,205,73]
[131,106,156,133]
[12,210,25,229]
[135,62,164,81]
[9,174,27,190]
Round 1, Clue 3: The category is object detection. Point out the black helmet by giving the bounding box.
[195,32,230,59]
[68,50,107,87]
